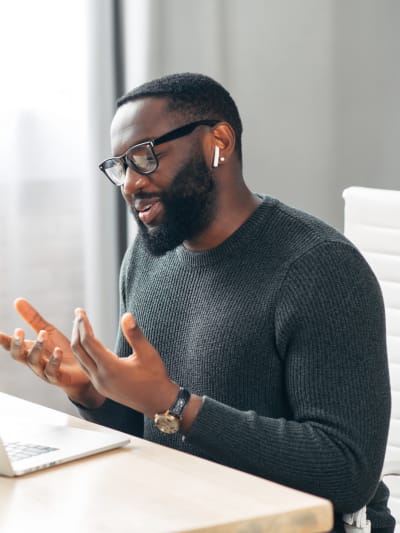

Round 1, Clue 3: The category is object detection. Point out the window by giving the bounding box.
[0,0,90,412]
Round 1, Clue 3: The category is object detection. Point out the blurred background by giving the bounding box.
[0,0,399,414]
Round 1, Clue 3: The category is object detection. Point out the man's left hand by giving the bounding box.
[71,309,179,418]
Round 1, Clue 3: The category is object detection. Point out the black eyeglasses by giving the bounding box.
[99,119,219,186]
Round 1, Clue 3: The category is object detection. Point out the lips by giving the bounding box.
[134,197,163,226]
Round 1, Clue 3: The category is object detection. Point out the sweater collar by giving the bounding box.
[174,195,276,267]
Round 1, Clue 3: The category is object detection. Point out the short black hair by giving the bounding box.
[117,72,243,162]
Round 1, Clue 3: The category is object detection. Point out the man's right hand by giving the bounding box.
[0,298,105,409]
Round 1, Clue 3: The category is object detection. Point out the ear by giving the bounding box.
[207,122,236,168]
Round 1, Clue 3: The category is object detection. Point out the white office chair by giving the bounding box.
[342,186,400,533]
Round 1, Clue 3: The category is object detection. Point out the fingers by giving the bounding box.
[10,329,27,362]
[75,308,95,337]
[26,330,47,369]
[14,297,54,334]
[19,330,64,385]
[1,298,52,355]
[71,310,95,375]
[43,347,63,384]
[71,308,110,374]
[8,328,51,380]
[2,317,65,385]
[0,332,12,351]
[0,324,39,366]
[2,328,35,362]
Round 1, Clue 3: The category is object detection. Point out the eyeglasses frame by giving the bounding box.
[99,119,220,186]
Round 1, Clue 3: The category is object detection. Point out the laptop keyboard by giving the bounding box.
[5,441,59,462]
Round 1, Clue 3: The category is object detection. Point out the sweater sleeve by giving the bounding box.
[185,241,391,514]
[75,397,144,436]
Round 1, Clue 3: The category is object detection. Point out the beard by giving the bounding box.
[131,151,217,256]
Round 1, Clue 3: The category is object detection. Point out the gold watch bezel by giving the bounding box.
[154,411,181,434]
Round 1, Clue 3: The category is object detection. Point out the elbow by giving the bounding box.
[323,459,383,514]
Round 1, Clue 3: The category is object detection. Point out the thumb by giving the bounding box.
[121,313,153,357]
[14,297,52,334]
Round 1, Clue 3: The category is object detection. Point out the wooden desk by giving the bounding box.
[0,392,333,533]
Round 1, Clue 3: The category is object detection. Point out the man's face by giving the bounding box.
[131,146,216,256]
[110,98,217,256]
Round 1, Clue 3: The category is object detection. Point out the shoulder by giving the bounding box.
[253,195,382,306]
[262,195,349,249]
[255,195,366,268]
[274,235,384,336]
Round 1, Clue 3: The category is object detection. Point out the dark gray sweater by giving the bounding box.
[78,196,394,532]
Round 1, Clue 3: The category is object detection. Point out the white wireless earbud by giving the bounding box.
[212,146,220,168]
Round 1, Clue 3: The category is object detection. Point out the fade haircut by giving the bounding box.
[117,72,243,163]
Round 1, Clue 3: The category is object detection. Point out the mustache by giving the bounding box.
[134,192,161,199]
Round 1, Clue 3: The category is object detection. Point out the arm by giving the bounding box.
[73,396,144,436]
[68,242,390,513]
[184,242,390,513]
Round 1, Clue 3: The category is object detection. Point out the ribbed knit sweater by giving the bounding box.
[77,196,394,532]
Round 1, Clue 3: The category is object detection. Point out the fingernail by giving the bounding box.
[37,331,45,342]
[13,329,22,345]
[123,313,136,328]
[75,308,84,320]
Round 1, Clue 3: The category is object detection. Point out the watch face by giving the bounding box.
[154,412,180,434]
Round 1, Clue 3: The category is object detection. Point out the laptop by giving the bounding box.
[0,417,130,477]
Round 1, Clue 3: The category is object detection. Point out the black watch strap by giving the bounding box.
[169,387,191,418]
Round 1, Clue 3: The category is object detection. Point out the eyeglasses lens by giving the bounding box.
[102,144,158,185]
[103,159,125,185]
[127,144,157,174]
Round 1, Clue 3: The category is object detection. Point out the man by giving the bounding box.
[0,73,395,532]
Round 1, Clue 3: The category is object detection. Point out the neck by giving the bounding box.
[184,183,261,252]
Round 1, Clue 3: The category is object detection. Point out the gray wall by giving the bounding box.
[125,0,400,230]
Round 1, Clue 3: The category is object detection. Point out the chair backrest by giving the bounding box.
[343,186,400,527]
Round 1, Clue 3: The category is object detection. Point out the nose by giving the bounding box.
[121,168,150,201]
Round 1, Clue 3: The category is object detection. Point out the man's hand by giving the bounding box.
[71,308,179,418]
[0,298,104,408]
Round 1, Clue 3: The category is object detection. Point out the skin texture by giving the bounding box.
[0,96,261,431]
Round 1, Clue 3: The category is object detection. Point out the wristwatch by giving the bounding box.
[153,387,191,434]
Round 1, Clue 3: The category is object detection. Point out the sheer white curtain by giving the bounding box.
[0,0,122,413]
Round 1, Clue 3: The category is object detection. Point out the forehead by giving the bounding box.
[110,97,177,154]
